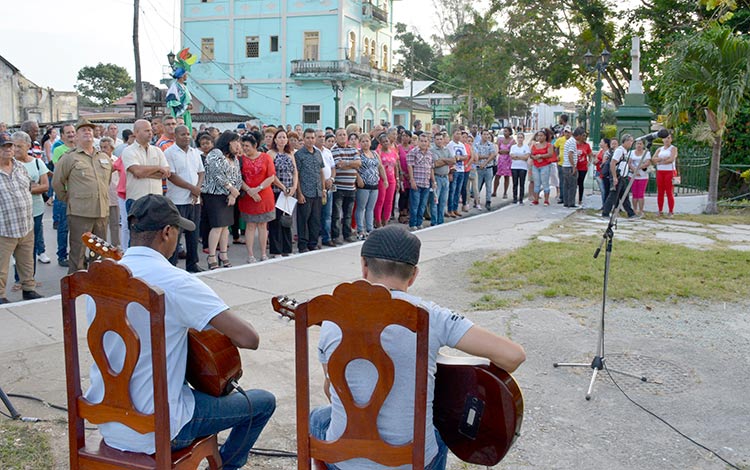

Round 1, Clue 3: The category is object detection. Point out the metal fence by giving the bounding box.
[646,146,710,195]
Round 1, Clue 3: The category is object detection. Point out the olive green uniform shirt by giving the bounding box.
[52,146,112,218]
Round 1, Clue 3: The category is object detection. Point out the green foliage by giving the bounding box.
[475,105,495,127]
[393,23,440,81]
[75,63,134,107]
[721,100,750,165]
[602,125,618,139]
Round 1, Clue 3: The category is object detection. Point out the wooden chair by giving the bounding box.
[61,259,221,469]
[294,280,430,469]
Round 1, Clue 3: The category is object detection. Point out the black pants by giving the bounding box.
[169,204,201,269]
[199,199,209,250]
[511,169,526,203]
[268,193,293,254]
[398,187,410,213]
[296,196,322,250]
[230,204,243,240]
[602,176,635,217]
[332,190,356,240]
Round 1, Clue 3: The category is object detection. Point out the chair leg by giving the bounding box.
[313,458,327,470]
[207,435,223,470]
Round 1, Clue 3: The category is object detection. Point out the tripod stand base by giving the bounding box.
[554,356,647,400]
[0,386,21,420]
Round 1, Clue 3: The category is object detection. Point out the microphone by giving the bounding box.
[635,129,670,141]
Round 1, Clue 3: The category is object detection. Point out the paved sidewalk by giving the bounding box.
[2,202,748,470]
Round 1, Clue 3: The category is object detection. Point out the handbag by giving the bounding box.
[672,168,681,185]
[279,194,294,228]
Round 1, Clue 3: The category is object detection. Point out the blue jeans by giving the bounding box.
[320,189,333,243]
[532,164,552,194]
[355,188,379,233]
[595,171,609,206]
[430,175,449,226]
[475,166,494,204]
[171,388,276,470]
[409,187,431,228]
[557,164,565,201]
[54,198,68,261]
[309,405,448,470]
[448,172,461,212]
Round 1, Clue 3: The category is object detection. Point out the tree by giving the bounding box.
[660,25,750,213]
[75,63,134,107]
[393,23,440,80]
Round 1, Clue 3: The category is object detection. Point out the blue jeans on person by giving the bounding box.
[448,171,464,212]
[430,175,449,226]
[475,166,494,204]
[532,164,552,195]
[309,405,448,470]
[171,388,276,470]
[355,188,379,234]
[409,187,431,228]
[320,189,334,243]
[557,164,564,202]
[595,171,610,206]
[54,198,68,261]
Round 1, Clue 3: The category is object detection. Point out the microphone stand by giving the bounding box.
[0,385,21,419]
[553,145,648,400]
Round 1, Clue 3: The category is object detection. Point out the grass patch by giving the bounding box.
[470,236,749,303]
[0,421,53,470]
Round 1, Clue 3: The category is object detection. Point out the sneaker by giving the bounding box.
[544,201,550,206]
[344,235,358,243]
[246,256,257,264]
[531,200,539,206]
[519,201,524,205]
[485,202,491,211]
[356,233,367,241]
[37,253,51,264]
[22,290,43,300]
[58,258,69,268]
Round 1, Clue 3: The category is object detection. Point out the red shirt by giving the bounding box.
[238,152,276,215]
[531,143,553,168]
[576,142,592,171]
[112,157,127,200]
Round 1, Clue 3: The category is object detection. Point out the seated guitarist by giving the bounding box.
[310,224,526,469]
[84,194,275,470]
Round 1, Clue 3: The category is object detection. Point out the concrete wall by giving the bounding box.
[0,59,78,125]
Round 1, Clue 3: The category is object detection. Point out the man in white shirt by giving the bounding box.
[164,125,204,272]
[562,127,584,208]
[601,134,636,218]
[316,130,337,247]
[85,194,275,468]
[122,119,171,213]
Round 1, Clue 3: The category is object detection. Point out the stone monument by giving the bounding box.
[615,36,654,139]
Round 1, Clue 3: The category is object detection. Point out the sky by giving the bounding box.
[1,0,445,92]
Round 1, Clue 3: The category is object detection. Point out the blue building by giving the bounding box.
[181,0,402,130]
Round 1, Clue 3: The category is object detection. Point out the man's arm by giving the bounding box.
[127,164,167,179]
[51,156,69,201]
[454,325,526,373]
[208,310,260,350]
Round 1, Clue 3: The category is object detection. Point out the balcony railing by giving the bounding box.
[290,60,403,87]
[362,1,388,25]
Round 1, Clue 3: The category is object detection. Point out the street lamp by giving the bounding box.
[331,81,345,129]
[167,51,176,67]
[584,48,610,150]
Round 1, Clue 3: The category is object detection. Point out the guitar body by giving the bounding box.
[433,356,523,466]
[186,328,243,397]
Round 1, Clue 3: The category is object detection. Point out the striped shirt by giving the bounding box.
[331,144,360,192]
[0,160,33,238]
[562,138,578,168]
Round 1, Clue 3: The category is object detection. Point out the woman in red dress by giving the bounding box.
[239,133,276,263]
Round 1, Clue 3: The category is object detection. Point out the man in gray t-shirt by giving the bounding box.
[430,133,455,227]
[310,225,526,469]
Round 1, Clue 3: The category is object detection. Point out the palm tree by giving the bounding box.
[660,26,750,214]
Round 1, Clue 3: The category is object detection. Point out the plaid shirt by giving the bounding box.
[406,146,434,188]
[0,159,33,238]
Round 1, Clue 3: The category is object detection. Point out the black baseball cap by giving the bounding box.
[128,194,196,232]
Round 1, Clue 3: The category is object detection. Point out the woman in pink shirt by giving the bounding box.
[374,133,400,227]
[396,130,413,223]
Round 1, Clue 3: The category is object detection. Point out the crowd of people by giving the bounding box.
[0,114,678,303]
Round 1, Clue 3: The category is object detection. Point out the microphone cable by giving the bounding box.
[602,362,742,470]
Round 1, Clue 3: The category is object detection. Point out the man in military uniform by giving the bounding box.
[52,118,112,273]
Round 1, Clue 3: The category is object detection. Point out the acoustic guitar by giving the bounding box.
[81,232,242,397]
[271,294,523,466]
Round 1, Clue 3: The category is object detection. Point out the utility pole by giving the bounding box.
[133,0,144,118]
[409,49,414,130]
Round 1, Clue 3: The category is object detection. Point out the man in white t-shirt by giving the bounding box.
[317,130,337,246]
[446,130,468,217]
[562,127,584,208]
[601,134,636,218]
[164,125,204,272]
[310,225,526,469]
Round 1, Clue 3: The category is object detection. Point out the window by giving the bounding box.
[270,35,279,52]
[303,31,319,61]
[201,38,214,61]
[349,32,356,61]
[245,36,260,58]
[382,45,388,71]
[302,105,321,125]
[394,114,404,126]
[363,38,370,58]
[345,107,357,127]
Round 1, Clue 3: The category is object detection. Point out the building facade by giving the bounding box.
[0,56,78,126]
[182,0,402,130]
